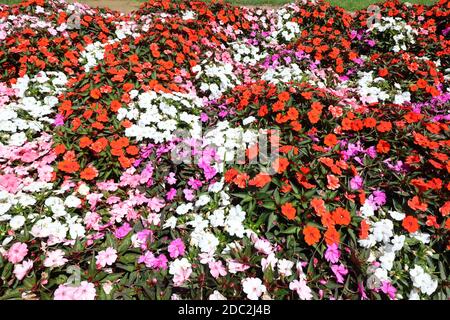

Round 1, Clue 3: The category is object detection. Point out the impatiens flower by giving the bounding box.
[7,242,28,264]
[281,202,296,220]
[327,174,340,190]
[331,264,349,284]
[114,223,132,239]
[350,175,363,190]
[44,250,68,268]
[168,238,185,259]
[169,258,192,287]
[289,279,312,300]
[381,281,397,300]
[303,226,321,246]
[96,247,118,268]
[13,259,33,281]
[208,260,227,278]
[402,216,420,233]
[242,277,266,300]
[324,243,341,263]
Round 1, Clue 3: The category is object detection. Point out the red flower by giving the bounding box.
[402,216,419,233]
[281,203,296,220]
[234,173,249,189]
[376,140,390,154]
[90,88,101,99]
[80,167,98,180]
[303,226,321,246]
[249,172,272,188]
[332,207,351,226]
[225,168,239,183]
[407,196,428,212]
[324,134,338,147]
[324,227,340,245]
[272,157,289,174]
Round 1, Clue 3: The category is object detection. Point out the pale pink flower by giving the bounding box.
[289,279,313,300]
[0,174,20,193]
[242,277,266,300]
[44,250,68,268]
[208,260,227,278]
[7,242,28,264]
[96,247,117,268]
[13,259,33,280]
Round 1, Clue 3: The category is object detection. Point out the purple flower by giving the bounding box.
[350,175,363,190]
[324,244,341,264]
[114,223,132,239]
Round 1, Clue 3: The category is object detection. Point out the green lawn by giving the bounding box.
[0,0,438,11]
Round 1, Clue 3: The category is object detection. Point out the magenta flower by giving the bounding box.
[114,223,132,239]
[168,238,185,259]
[324,243,341,264]
[381,281,397,300]
[331,264,348,284]
[349,175,363,190]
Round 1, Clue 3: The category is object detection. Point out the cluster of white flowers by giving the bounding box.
[231,42,268,66]
[270,7,301,43]
[195,62,241,100]
[370,17,418,53]
[261,63,308,84]
[359,207,437,297]
[409,265,438,297]
[119,90,203,143]
[203,121,258,169]
[0,71,67,139]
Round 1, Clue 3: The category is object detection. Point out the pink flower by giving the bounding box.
[166,172,177,185]
[54,285,76,300]
[208,260,227,278]
[96,247,117,268]
[324,243,341,264]
[166,188,177,201]
[331,264,348,284]
[381,281,397,300]
[13,259,33,280]
[114,223,132,239]
[168,238,185,259]
[7,242,28,264]
[0,174,20,193]
[183,189,195,201]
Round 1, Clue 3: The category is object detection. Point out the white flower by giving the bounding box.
[388,210,405,221]
[242,277,266,300]
[209,290,227,300]
[176,203,193,215]
[277,259,294,277]
[195,194,210,207]
[9,215,26,230]
[64,195,81,208]
[209,209,225,227]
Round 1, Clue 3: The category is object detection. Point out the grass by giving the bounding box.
[0,0,438,11]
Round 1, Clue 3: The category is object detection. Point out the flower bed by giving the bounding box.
[0,0,449,300]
